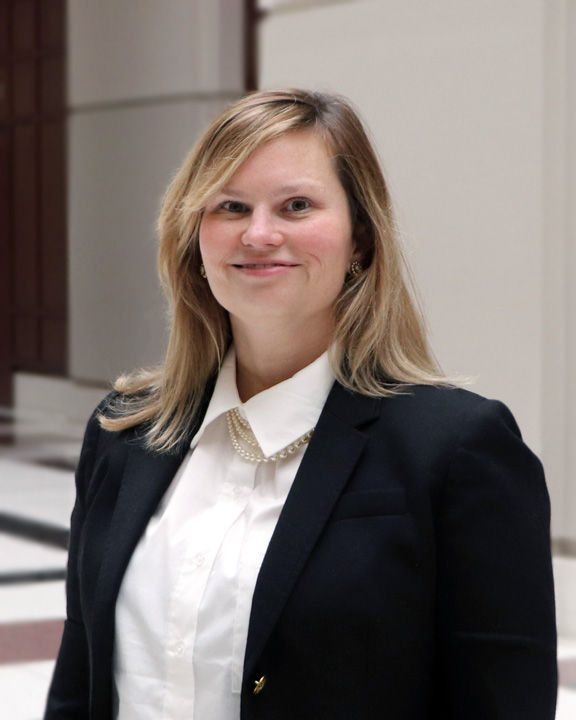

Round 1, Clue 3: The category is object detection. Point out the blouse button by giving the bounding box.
[193,552,205,567]
[175,642,185,655]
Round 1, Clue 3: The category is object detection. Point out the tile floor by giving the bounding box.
[1,406,575,719]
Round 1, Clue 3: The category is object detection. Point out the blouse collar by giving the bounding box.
[192,347,335,458]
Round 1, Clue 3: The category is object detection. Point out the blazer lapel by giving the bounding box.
[244,383,381,680]
[88,397,211,717]
[87,439,187,717]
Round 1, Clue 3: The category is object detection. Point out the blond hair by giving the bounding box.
[101,88,448,452]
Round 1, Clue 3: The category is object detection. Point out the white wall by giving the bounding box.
[67,0,244,382]
[542,0,573,547]
[258,0,575,541]
[67,0,243,105]
[565,0,576,543]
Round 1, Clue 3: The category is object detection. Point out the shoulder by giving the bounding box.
[364,384,521,444]
[381,383,507,419]
[75,391,134,502]
[81,390,126,450]
[328,381,523,446]
[382,385,545,493]
[344,384,537,485]
[349,386,548,527]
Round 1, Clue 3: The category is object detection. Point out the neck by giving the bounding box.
[231,316,332,402]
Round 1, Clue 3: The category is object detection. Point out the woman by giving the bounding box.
[45,89,557,720]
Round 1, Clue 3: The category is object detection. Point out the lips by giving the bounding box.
[236,263,296,268]
[232,262,298,268]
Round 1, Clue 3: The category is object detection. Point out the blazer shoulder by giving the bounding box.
[75,390,134,501]
[392,382,492,408]
[84,389,152,445]
[366,383,529,464]
[82,389,118,432]
[329,381,519,443]
[377,383,506,426]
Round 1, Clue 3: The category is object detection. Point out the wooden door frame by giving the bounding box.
[244,0,259,92]
[0,0,260,407]
[0,0,68,406]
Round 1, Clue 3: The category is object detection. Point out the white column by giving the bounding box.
[565,0,576,546]
[67,0,244,383]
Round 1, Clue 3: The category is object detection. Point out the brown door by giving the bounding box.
[0,0,67,405]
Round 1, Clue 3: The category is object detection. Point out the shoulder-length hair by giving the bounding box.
[101,88,448,452]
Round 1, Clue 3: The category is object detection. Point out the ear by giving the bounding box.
[351,219,371,264]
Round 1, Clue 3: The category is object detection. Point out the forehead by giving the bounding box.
[225,130,339,187]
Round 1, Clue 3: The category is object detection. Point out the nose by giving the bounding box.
[241,207,283,248]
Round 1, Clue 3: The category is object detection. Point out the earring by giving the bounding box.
[349,261,362,276]
[200,264,207,278]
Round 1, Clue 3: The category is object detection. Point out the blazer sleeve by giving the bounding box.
[44,402,104,719]
[433,398,557,718]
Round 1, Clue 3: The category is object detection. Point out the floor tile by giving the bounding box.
[557,687,576,719]
[0,660,54,720]
[0,582,65,624]
[0,535,67,575]
[0,459,75,528]
[0,620,64,665]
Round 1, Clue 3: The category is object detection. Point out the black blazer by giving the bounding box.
[45,382,557,719]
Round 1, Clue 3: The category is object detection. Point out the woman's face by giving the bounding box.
[199,131,359,337]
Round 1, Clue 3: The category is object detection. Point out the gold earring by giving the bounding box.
[200,264,207,278]
[349,261,362,276]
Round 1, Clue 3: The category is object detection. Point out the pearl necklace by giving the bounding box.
[226,407,314,463]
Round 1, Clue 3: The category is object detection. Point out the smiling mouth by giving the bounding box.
[234,263,297,268]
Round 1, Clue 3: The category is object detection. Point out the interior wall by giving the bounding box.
[67,0,244,383]
[565,0,576,544]
[258,0,573,540]
[260,0,543,442]
[542,0,571,543]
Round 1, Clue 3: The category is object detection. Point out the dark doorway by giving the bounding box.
[0,0,67,405]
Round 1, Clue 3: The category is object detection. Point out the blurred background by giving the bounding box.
[0,0,575,717]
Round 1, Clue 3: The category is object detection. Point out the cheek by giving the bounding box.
[198,221,227,264]
[303,222,354,268]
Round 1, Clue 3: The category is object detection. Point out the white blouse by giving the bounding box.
[113,349,335,719]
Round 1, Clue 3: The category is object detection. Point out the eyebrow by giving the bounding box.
[219,181,325,197]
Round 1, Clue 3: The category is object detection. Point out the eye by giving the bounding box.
[221,200,248,213]
[286,197,310,212]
